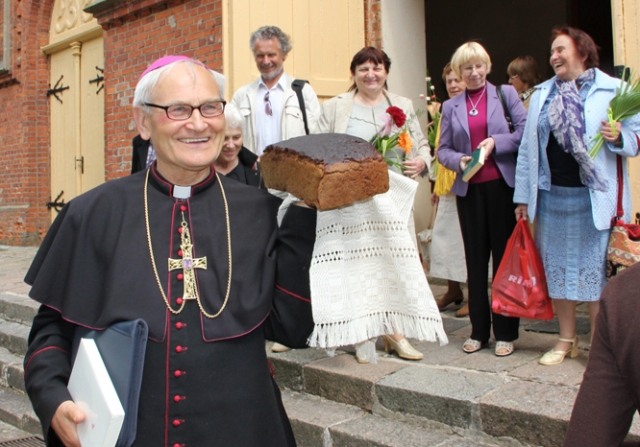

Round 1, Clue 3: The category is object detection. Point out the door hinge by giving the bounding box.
[46,191,65,213]
[47,75,70,103]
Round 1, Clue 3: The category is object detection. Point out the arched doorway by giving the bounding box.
[42,0,105,221]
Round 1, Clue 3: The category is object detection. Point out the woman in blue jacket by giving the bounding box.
[514,27,640,366]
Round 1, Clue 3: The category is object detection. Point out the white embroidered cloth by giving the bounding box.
[279,171,448,349]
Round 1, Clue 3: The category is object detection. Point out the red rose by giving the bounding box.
[386,106,406,127]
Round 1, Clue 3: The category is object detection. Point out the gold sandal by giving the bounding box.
[383,336,423,360]
[539,336,579,366]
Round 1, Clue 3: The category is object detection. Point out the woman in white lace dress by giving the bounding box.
[316,47,445,363]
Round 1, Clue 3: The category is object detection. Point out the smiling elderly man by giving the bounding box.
[231,25,320,156]
[22,56,316,447]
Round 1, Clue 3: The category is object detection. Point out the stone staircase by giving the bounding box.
[265,277,640,447]
[0,285,639,446]
[0,292,42,443]
[269,333,640,447]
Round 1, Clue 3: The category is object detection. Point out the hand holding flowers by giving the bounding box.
[599,120,623,144]
[589,69,640,158]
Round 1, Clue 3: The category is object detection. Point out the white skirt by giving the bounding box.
[429,193,467,283]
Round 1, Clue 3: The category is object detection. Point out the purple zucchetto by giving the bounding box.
[140,55,208,79]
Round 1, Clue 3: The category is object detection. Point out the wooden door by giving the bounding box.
[46,0,104,221]
[49,45,79,220]
[79,38,105,194]
[612,0,640,219]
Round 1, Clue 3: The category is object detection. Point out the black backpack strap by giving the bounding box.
[291,79,310,135]
[496,85,515,133]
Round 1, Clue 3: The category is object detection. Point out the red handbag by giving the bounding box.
[491,219,554,320]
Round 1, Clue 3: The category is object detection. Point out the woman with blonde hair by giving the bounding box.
[438,42,527,356]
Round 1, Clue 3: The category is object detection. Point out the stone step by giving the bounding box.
[0,294,38,326]
[268,341,640,447]
[0,291,637,446]
[0,347,26,393]
[0,319,30,358]
[0,420,40,445]
[0,386,41,436]
[282,389,503,447]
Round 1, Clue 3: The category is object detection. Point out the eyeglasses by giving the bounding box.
[264,91,273,116]
[509,74,519,79]
[144,101,226,120]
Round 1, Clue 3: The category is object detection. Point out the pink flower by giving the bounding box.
[377,112,393,137]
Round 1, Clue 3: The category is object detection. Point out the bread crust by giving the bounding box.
[261,134,390,210]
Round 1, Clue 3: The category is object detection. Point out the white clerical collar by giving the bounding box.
[172,185,192,199]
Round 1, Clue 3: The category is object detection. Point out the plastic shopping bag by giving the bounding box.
[491,219,554,320]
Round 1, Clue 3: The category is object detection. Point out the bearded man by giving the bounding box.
[231,25,320,156]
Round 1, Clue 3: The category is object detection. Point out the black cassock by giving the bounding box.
[23,165,316,447]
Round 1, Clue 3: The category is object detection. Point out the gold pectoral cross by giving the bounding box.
[168,216,207,301]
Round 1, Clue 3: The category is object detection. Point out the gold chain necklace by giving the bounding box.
[144,169,232,318]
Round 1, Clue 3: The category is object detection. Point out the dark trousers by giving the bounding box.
[457,178,520,342]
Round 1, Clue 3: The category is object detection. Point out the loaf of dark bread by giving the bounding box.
[260,133,389,210]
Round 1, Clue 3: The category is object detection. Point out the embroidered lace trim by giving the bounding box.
[303,171,448,348]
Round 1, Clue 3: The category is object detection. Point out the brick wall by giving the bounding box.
[364,0,381,48]
[0,0,223,245]
[1,0,373,246]
[0,0,54,245]
[89,0,223,181]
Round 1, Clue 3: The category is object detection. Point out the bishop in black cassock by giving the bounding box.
[23,56,315,447]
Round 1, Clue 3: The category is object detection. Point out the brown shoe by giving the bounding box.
[437,289,464,310]
[455,302,469,318]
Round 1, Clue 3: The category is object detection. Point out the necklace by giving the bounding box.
[467,86,487,116]
[144,169,233,319]
[520,87,534,102]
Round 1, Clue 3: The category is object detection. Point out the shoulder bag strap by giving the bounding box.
[615,154,624,221]
[291,79,310,135]
[496,85,515,133]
